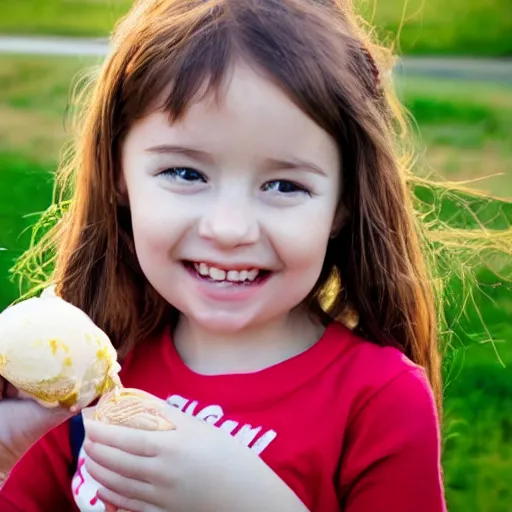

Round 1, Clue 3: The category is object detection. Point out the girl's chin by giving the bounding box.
[177,309,264,334]
[189,316,256,334]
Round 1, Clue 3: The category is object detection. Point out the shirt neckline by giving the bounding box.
[161,320,353,405]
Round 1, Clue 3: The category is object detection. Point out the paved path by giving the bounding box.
[1,35,511,83]
[0,35,108,57]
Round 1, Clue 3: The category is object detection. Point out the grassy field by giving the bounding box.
[0,55,511,511]
[397,77,512,198]
[0,0,512,56]
[397,74,512,510]
[0,0,132,39]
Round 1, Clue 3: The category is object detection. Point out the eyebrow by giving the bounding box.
[263,157,327,177]
[145,144,215,164]
[145,144,327,177]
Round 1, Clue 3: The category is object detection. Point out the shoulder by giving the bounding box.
[326,320,423,384]
[332,325,445,510]
[325,322,437,424]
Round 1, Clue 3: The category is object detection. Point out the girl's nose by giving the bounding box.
[198,198,260,248]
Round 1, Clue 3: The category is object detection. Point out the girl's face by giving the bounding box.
[120,61,341,334]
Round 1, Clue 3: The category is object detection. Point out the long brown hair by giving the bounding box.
[15,0,442,409]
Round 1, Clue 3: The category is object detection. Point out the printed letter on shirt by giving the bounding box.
[166,394,277,454]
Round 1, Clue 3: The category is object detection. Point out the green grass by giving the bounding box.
[0,1,132,38]
[0,56,95,305]
[0,0,511,56]
[359,0,512,56]
[397,77,512,199]
[0,55,511,511]
[0,154,55,300]
[442,344,512,512]
[398,81,512,512]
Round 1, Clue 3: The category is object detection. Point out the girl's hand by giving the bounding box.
[0,377,72,474]
[83,404,310,512]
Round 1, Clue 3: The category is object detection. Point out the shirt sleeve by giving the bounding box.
[0,421,75,511]
[338,368,447,512]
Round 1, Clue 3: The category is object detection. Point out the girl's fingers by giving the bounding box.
[3,381,19,399]
[84,455,154,504]
[84,419,170,457]
[0,380,40,401]
[97,486,149,512]
[83,439,155,482]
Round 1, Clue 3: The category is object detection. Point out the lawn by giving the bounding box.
[397,76,512,199]
[0,55,511,511]
[360,0,512,57]
[0,0,512,56]
[0,0,132,39]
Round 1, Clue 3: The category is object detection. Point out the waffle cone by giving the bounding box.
[92,388,175,512]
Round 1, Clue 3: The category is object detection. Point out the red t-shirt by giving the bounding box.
[0,321,447,511]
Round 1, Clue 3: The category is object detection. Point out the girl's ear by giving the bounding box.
[330,203,348,239]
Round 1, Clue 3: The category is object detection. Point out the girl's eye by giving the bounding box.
[262,180,311,195]
[159,167,206,182]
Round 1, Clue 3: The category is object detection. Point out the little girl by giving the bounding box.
[0,0,447,510]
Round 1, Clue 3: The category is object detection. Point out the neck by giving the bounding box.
[172,308,325,375]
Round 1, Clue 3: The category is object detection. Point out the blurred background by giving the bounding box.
[0,1,510,511]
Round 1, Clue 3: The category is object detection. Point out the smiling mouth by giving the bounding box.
[182,261,272,285]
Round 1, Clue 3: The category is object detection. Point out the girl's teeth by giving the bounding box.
[193,263,261,282]
[247,269,259,280]
[227,270,239,281]
[209,267,226,281]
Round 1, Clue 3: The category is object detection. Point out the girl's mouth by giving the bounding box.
[182,261,272,285]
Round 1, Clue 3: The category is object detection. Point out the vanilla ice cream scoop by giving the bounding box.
[0,291,121,410]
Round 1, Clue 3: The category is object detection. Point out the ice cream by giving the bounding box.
[0,290,175,509]
[0,291,121,410]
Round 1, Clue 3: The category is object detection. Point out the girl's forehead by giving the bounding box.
[150,60,281,119]
[127,62,339,166]
[143,62,312,132]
